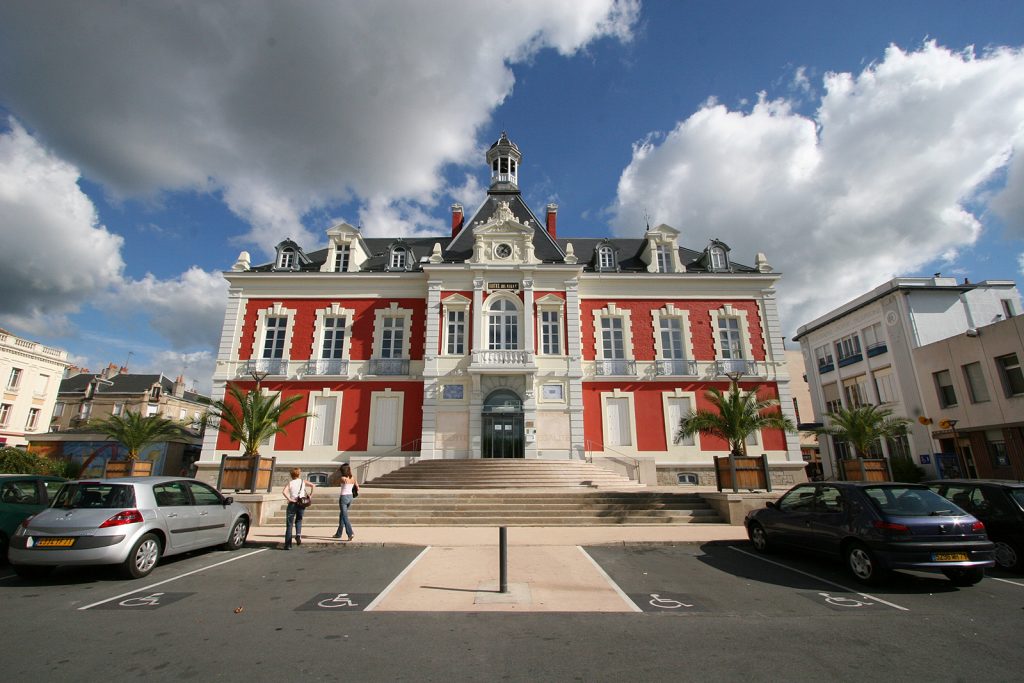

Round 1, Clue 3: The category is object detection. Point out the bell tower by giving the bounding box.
[486,131,521,190]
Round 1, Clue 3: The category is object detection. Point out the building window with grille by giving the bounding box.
[487,298,519,350]
[389,247,407,271]
[7,367,22,390]
[446,310,466,355]
[656,245,672,273]
[835,333,862,366]
[598,246,615,271]
[380,316,405,358]
[815,345,834,373]
[718,318,744,360]
[278,248,295,270]
[996,353,1024,397]
[0,403,11,427]
[321,316,347,359]
[601,317,626,360]
[263,316,288,359]
[962,362,990,403]
[334,245,350,273]
[933,369,957,408]
[540,310,561,355]
[709,247,727,271]
[25,408,39,430]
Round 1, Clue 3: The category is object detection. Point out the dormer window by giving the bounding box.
[278,248,296,270]
[656,246,672,273]
[334,245,350,273]
[389,246,407,271]
[598,246,615,271]
[150,386,161,402]
[709,247,726,270]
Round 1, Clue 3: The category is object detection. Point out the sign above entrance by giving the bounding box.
[488,282,520,291]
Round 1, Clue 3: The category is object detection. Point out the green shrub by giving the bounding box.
[45,458,83,479]
[890,455,926,483]
[0,446,48,474]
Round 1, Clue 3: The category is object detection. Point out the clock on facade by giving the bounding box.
[495,243,512,258]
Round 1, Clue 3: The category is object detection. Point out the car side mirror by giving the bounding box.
[222,496,234,506]
[766,501,777,510]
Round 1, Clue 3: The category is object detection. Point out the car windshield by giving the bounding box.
[863,486,963,517]
[52,483,136,509]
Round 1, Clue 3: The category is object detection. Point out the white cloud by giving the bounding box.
[0,121,125,327]
[609,42,1024,334]
[0,1,637,256]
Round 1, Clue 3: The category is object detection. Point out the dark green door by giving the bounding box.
[482,412,524,458]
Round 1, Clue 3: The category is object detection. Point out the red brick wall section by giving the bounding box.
[239,299,427,361]
[579,300,767,361]
[581,381,786,454]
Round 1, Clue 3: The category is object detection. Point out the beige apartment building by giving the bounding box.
[913,315,1024,480]
[0,328,69,447]
[52,363,210,431]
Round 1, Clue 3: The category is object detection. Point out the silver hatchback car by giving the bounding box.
[8,477,250,579]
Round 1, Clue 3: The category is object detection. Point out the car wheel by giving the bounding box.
[993,541,1021,572]
[122,533,161,579]
[942,567,985,587]
[224,518,248,551]
[12,563,56,580]
[846,542,887,584]
[748,522,771,553]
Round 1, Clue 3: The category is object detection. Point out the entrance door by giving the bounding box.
[482,389,524,458]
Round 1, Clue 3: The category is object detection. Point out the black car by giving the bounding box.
[927,479,1024,572]
[745,482,995,585]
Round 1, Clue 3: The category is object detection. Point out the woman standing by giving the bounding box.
[283,467,315,549]
[332,463,356,541]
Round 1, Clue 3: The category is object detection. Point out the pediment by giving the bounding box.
[469,200,539,265]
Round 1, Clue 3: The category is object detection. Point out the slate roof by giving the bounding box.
[58,373,209,403]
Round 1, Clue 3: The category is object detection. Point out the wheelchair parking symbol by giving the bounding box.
[297,592,375,612]
[803,591,880,611]
[629,592,704,613]
[96,592,193,610]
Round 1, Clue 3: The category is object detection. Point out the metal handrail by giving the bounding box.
[352,437,422,483]
[583,438,641,482]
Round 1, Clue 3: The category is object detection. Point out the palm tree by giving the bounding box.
[205,382,311,456]
[675,383,796,455]
[813,404,909,459]
[88,411,183,461]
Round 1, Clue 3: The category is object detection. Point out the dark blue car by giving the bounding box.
[745,482,995,586]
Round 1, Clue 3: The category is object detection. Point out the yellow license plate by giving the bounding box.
[933,552,968,562]
[36,537,75,548]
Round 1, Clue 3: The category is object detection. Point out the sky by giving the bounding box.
[1,0,1023,395]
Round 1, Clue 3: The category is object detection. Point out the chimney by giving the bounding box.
[174,374,186,398]
[101,362,119,380]
[451,204,464,238]
[546,203,558,240]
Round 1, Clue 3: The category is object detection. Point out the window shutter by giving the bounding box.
[374,396,399,446]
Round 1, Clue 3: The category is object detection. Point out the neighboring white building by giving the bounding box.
[793,276,1022,479]
[0,328,69,448]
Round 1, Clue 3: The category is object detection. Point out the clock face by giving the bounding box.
[495,243,512,258]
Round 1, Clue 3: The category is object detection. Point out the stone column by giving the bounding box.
[564,278,586,460]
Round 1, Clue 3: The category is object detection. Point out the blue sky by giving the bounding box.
[1,1,1023,393]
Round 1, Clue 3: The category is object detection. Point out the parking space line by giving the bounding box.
[577,546,643,613]
[730,547,909,612]
[363,546,431,612]
[991,576,1024,588]
[78,548,269,611]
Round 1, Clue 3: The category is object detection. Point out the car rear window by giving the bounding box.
[52,483,136,509]
[1009,489,1024,511]
[863,486,962,517]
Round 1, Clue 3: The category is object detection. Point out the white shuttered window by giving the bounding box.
[605,398,632,447]
[373,396,400,447]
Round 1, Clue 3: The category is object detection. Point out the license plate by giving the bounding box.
[35,537,75,548]
[933,552,968,562]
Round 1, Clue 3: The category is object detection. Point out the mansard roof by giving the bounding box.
[560,239,757,273]
[444,192,564,263]
[58,373,209,403]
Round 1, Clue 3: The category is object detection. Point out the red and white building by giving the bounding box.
[199,133,805,486]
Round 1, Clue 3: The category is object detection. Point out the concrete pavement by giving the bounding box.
[244,522,751,611]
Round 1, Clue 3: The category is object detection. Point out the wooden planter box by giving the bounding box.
[217,454,276,493]
[714,455,771,492]
[842,458,890,481]
[104,460,154,478]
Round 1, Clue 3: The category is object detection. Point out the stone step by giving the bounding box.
[268,514,719,526]
[364,459,640,490]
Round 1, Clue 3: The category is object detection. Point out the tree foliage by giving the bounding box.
[813,405,910,459]
[88,411,183,461]
[675,384,796,456]
[205,383,311,456]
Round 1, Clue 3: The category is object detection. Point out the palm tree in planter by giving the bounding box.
[675,383,796,491]
[813,405,909,480]
[89,412,183,476]
[205,383,311,491]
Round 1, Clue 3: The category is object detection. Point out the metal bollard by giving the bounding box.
[499,526,508,593]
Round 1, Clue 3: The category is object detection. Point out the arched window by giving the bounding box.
[487,298,519,350]
[598,246,615,271]
[709,247,727,271]
[389,246,407,270]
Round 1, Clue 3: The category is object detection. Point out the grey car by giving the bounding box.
[8,477,250,579]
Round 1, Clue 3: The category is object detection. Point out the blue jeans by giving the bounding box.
[336,494,354,538]
[285,502,304,547]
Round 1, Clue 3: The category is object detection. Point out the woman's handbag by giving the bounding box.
[352,483,359,499]
[295,483,312,508]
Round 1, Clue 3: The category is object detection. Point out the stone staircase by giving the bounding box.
[263,459,720,526]
[266,490,720,526]
[362,458,642,489]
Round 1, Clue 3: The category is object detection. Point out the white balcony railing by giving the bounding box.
[304,359,349,376]
[654,359,699,376]
[594,359,637,376]
[239,359,289,376]
[471,350,534,366]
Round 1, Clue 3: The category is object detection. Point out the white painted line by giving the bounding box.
[730,546,909,612]
[364,546,431,612]
[990,576,1024,588]
[577,546,643,613]
[78,548,269,611]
